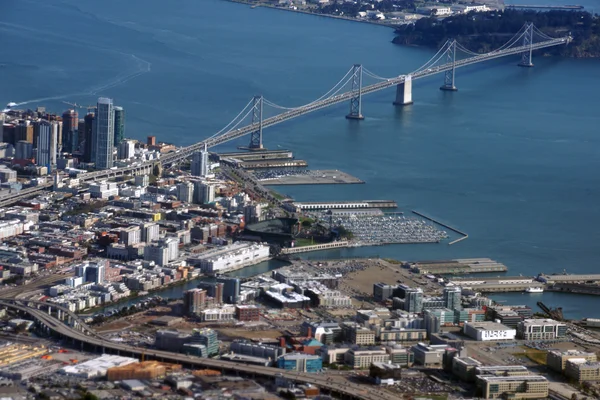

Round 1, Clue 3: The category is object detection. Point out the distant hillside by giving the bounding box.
[393,10,600,58]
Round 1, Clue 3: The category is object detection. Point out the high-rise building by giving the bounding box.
[194,181,215,204]
[15,141,33,159]
[176,182,194,203]
[83,113,95,163]
[147,136,156,146]
[443,287,462,311]
[113,106,125,146]
[191,328,218,356]
[216,276,241,304]
[143,244,169,267]
[197,282,224,304]
[404,288,424,313]
[118,140,134,160]
[92,98,115,169]
[183,289,206,315]
[61,109,78,152]
[191,144,209,177]
[15,121,33,144]
[36,120,57,168]
[120,226,141,246]
[140,222,159,243]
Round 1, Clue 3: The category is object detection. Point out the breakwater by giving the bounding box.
[411,210,469,245]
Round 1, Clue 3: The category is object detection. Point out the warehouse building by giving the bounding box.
[60,355,138,378]
[565,359,600,382]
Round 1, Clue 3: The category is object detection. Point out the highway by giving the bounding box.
[1,300,399,400]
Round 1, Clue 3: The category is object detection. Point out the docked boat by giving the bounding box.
[526,287,544,293]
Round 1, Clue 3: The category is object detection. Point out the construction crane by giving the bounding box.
[537,301,564,321]
[61,101,96,113]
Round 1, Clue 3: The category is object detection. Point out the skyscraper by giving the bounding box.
[177,182,194,203]
[83,113,95,163]
[183,288,206,315]
[15,141,33,159]
[36,120,57,168]
[92,98,115,169]
[191,143,209,177]
[443,287,462,311]
[62,109,78,152]
[113,106,125,146]
[404,288,424,313]
[194,181,215,204]
[216,276,241,304]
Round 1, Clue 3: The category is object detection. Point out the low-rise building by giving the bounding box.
[476,375,549,399]
[565,359,600,382]
[517,318,567,340]
[277,353,322,373]
[410,343,449,366]
[547,349,597,372]
[452,357,483,382]
[344,347,389,369]
[463,321,516,341]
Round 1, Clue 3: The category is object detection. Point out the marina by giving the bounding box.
[240,159,308,169]
[292,199,397,210]
[332,214,449,245]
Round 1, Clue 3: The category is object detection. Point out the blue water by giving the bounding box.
[1,0,600,318]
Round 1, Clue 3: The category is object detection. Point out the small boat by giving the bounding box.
[526,287,544,293]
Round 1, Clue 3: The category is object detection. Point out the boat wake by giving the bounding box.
[14,54,152,107]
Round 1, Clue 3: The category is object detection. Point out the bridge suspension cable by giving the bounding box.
[205,97,256,140]
[362,67,396,81]
[411,39,454,73]
[260,66,357,111]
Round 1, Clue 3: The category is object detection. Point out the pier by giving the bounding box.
[260,169,364,186]
[411,210,468,245]
[293,200,397,210]
[281,240,350,254]
[217,149,293,161]
[412,258,508,275]
[447,276,544,293]
[241,160,308,169]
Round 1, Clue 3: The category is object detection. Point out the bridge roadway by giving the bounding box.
[1,301,398,400]
[0,36,568,206]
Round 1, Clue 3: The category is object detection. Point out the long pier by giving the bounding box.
[507,4,584,10]
[411,210,468,245]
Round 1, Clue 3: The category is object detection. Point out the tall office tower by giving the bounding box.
[176,182,194,203]
[191,143,209,176]
[113,106,125,146]
[15,141,33,159]
[216,276,241,304]
[443,287,462,311]
[15,121,33,143]
[77,119,85,149]
[194,181,215,204]
[92,98,115,169]
[83,113,95,162]
[183,288,207,315]
[62,109,78,151]
[404,288,424,313]
[36,120,57,168]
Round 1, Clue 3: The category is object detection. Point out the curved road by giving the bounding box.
[2,301,398,400]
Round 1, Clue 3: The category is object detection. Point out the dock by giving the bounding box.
[241,160,308,169]
[447,276,544,293]
[410,258,508,275]
[292,200,397,210]
[281,241,350,254]
[217,149,293,162]
[261,169,364,186]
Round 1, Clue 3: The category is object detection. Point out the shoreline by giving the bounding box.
[223,0,397,29]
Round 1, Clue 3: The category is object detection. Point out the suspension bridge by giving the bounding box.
[157,22,569,166]
[0,23,571,206]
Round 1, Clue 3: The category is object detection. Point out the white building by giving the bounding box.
[196,242,270,273]
[199,305,236,322]
[0,219,25,240]
[451,4,489,13]
[60,355,138,378]
[140,222,159,243]
[89,181,119,199]
[416,6,452,16]
[191,144,209,177]
[194,181,215,204]
[463,321,516,341]
[119,226,141,246]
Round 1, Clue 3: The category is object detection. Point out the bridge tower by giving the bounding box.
[393,75,413,106]
[440,40,458,91]
[248,95,264,149]
[519,23,535,67]
[345,64,364,120]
